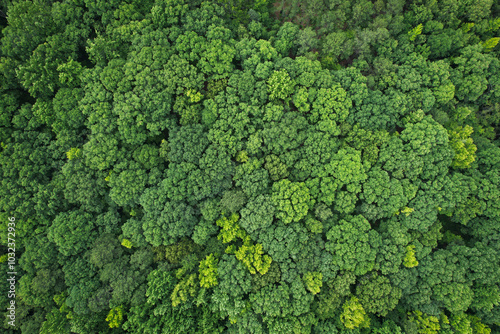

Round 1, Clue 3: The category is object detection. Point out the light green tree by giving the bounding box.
[340,296,370,329]
[199,253,218,288]
[303,272,323,295]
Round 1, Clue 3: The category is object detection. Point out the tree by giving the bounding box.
[264,154,289,181]
[254,221,310,264]
[303,272,323,295]
[271,179,312,224]
[220,189,246,214]
[216,213,272,275]
[124,266,223,333]
[89,233,122,268]
[296,27,319,56]
[40,307,70,334]
[164,238,201,265]
[403,245,419,268]
[451,45,494,103]
[171,272,198,308]
[309,85,351,124]
[217,213,245,244]
[108,161,148,207]
[375,218,411,275]
[306,147,368,214]
[408,311,440,334]
[199,25,236,79]
[359,167,416,220]
[267,69,296,102]
[199,253,219,288]
[325,215,381,276]
[274,22,300,56]
[47,210,96,257]
[105,305,124,328]
[313,271,355,320]
[141,197,197,247]
[448,125,477,169]
[406,248,474,314]
[340,296,370,329]
[356,272,402,316]
[211,255,252,322]
[234,241,272,275]
[240,194,275,236]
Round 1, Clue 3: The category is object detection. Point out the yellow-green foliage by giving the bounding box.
[394,207,414,217]
[448,125,477,169]
[217,213,244,244]
[225,244,237,254]
[234,241,272,275]
[121,238,132,248]
[66,147,82,160]
[470,316,492,334]
[443,313,492,334]
[401,207,414,217]
[57,292,72,319]
[217,213,272,275]
[236,150,249,163]
[267,69,296,101]
[105,306,124,328]
[482,37,499,51]
[404,245,419,268]
[186,89,203,103]
[171,272,197,307]
[199,253,218,288]
[461,22,475,33]
[53,292,67,309]
[340,296,370,329]
[408,24,423,41]
[408,310,440,334]
[303,271,323,294]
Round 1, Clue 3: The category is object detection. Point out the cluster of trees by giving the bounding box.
[0,0,499,333]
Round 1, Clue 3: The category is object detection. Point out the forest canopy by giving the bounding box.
[0,0,499,333]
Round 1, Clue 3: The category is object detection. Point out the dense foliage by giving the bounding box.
[1,0,499,333]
